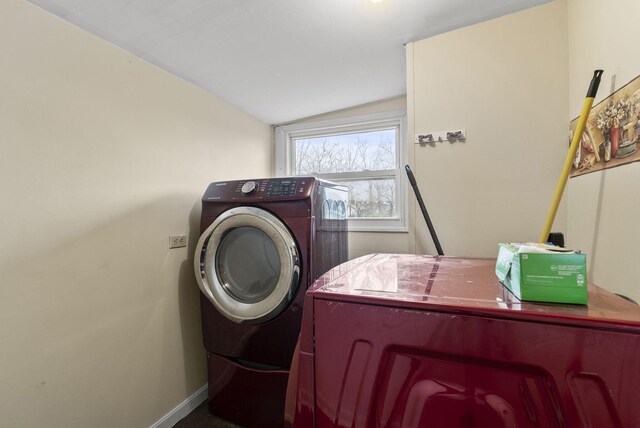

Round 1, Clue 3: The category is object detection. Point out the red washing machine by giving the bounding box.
[285,254,640,427]
[194,177,347,427]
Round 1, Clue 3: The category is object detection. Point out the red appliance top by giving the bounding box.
[308,253,640,332]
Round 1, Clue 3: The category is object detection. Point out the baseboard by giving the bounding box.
[150,384,208,428]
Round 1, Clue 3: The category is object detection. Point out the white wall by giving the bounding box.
[407,1,568,257]
[566,0,640,302]
[0,1,271,427]
[279,96,411,260]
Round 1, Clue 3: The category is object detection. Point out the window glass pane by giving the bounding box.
[293,128,396,175]
[341,178,396,218]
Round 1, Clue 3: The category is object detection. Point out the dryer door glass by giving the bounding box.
[216,226,281,303]
[195,206,301,324]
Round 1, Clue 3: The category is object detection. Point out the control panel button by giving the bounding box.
[241,181,258,195]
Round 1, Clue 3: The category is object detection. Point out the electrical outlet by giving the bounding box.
[169,234,187,249]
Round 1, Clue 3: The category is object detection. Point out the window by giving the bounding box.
[276,110,407,232]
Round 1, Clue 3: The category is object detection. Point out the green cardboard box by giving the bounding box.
[495,243,587,305]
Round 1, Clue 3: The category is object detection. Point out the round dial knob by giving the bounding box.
[241,181,258,195]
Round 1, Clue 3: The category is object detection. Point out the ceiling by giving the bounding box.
[26,0,551,125]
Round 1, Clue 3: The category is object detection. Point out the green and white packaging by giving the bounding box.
[495,243,587,305]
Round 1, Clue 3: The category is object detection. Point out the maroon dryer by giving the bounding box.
[285,253,640,428]
[194,177,347,427]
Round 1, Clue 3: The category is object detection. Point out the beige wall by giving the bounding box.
[407,1,568,257]
[566,0,640,302]
[0,1,271,427]
[282,95,406,125]
[281,96,411,260]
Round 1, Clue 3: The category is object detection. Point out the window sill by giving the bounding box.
[347,225,409,233]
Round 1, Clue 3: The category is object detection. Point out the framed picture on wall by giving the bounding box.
[570,74,640,177]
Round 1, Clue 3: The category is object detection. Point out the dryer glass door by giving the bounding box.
[216,226,281,303]
[195,206,300,324]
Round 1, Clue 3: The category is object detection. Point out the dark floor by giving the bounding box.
[173,401,242,428]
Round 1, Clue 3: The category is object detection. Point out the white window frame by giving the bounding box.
[275,110,407,232]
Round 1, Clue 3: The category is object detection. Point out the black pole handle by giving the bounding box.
[586,69,604,98]
[405,165,444,256]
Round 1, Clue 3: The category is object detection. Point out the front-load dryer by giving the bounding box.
[194,176,347,427]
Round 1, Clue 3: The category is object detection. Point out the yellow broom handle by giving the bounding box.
[539,70,603,243]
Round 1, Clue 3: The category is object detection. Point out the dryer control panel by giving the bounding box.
[265,178,298,197]
[202,177,316,201]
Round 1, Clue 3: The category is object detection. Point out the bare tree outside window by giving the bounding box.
[293,129,397,218]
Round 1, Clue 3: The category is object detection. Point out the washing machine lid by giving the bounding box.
[195,206,300,324]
